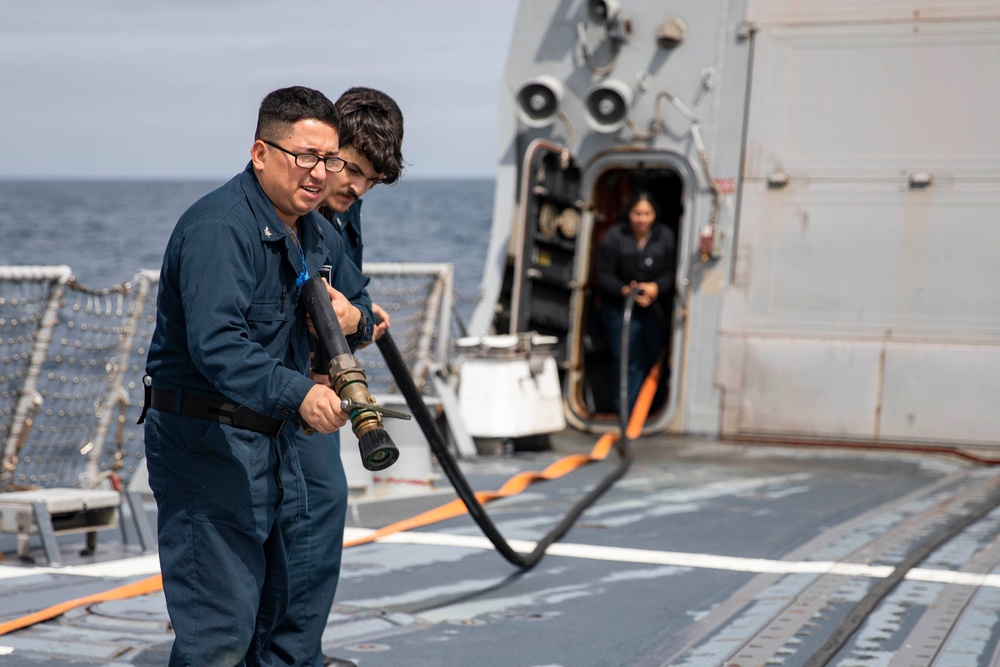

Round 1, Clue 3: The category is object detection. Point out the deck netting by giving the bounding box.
[0,264,453,490]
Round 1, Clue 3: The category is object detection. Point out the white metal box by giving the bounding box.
[456,333,566,438]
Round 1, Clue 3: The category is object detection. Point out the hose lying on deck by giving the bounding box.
[350,291,653,569]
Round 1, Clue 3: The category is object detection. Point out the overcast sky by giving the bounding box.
[0,1,519,180]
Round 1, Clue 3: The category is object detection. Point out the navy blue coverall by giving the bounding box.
[144,164,373,666]
[268,200,366,666]
[595,221,675,411]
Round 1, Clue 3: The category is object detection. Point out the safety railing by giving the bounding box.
[0,263,454,492]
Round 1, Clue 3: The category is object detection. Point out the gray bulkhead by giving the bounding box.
[471,0,1000,448]
[722,0,1000,448]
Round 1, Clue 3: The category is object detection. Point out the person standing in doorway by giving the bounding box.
[142,85,374,666]
[595,190,676,413]
[268,86,404,667]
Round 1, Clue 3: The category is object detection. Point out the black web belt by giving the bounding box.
[139,384,284,436]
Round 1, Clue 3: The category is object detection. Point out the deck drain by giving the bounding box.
[344,643,391,652]
[489,610,558,622]
[449,618,487,626]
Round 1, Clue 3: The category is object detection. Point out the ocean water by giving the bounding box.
[0,177,494,321]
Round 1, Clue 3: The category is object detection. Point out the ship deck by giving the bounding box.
[3,431,1000,666]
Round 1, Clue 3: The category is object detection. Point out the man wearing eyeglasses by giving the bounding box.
[268,87,404,667]
[143,85,374,666]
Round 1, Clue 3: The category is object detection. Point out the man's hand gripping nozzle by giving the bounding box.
[300,276,403,471]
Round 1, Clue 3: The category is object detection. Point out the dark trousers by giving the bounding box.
[144,411,304,666]
[267,430,349,666]
[601,303,666,413]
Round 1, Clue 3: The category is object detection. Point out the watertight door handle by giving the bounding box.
[766,172,789,188]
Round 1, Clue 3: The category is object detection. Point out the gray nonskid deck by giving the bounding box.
[3,437,1000,666]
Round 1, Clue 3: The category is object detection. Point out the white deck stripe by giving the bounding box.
[0,554,161,581]
[348,528,1000,589]
[2,531,997,590]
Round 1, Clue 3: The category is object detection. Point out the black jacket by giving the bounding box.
[594,222,676,308]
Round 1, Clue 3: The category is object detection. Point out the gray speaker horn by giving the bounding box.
[583,79,632,133]
[515,75,565,129]
[587,0,620,23]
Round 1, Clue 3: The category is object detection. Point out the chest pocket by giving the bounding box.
[246,298,293,357]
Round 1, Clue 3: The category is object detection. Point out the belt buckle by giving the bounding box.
[216,402,238,427]
[220,403,282,436]
[229,404,262,433]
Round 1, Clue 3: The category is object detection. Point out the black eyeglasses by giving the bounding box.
[262,140,347,173]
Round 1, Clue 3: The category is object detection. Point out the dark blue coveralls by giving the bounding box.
[595,221,675,411]
[144,165,373,667]
[268,200,366,666]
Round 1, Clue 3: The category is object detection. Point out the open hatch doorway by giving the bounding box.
[572,166,684,429]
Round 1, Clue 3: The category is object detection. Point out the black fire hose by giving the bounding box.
[618,291,638,435]
[374,292,641,569]
[301,277,401,471]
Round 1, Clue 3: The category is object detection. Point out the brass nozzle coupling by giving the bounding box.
[328,354,381,438]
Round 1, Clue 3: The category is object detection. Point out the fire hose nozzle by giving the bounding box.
[301,276,400,472]
[327,357,401,473]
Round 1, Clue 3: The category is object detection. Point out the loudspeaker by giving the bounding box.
[583,79,632,133]
[587,0,620,23]
[515,75,564,129]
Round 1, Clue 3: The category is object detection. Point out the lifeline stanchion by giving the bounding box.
[374,290,646,570]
